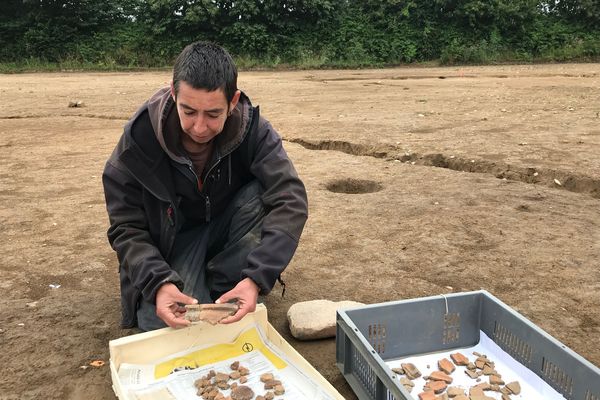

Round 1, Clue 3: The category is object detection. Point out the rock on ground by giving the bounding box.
[287,300,364,340]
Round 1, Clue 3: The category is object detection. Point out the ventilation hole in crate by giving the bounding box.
[368,322,387,354]
[386,388,398,400]
[493,323,533,365]
[586,390,600,400]
[351,346,377,398]
[541,357,574,397]
[443,312,460,344]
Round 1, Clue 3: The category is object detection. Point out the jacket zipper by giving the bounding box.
[188,162,215,223]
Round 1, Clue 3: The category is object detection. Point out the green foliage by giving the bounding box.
[1,0,599,71]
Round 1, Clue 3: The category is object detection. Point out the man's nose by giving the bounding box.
[193,115,206,131]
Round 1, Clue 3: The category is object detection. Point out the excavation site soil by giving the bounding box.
[1,64,599,399]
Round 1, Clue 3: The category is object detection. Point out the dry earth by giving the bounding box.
[0,64,599,399]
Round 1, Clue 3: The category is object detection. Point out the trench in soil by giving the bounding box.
[287,138,600,199]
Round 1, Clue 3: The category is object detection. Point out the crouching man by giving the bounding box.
[103,41,308,330]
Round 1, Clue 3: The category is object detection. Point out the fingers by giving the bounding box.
[220,302,256,324]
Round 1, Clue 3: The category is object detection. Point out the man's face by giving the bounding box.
[171,81,240,145]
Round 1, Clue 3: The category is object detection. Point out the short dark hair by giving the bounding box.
[172,41,238,103]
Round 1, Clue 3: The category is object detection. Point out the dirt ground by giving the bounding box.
[1,64,599,400]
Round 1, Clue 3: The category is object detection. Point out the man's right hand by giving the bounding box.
[155,283,197,328]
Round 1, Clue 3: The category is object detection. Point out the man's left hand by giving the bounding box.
[216,277,259,324]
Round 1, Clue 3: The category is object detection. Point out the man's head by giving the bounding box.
[171,41,241,146]
[172,41,238,103]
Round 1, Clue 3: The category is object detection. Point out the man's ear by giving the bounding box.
[170,82,176,101]
[229,90,241,113]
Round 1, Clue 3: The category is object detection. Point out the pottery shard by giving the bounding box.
[475,358,486,369]
[287,300,364,340]
[185,303,239,325]
[230,385,254,400]
[438,358,455,374]
[418,391,436,400]
[453,396,469,400]
[400,377,414,387]
[392,367,405,375]
[273,385,285,395]
[428,371,453,384]
[215,372,230,383]
[401,363,422,379]
[450,352,469,366]
[446,386,465,397]
[489,375,504,385]
[263,379,282,390]
[424,380,447,394]
[505,381,521,395]
[465,369,479,379]
[260,373,274,382]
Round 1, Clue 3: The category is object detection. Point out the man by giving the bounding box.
[102,41,308,331]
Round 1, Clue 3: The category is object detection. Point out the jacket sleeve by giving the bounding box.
[242,119,309,293]
[102,160,184,303]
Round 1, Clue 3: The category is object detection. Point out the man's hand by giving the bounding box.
[155,283,198,328]
[216,278,259,324]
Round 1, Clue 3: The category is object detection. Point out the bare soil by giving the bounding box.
[1,64,599,399]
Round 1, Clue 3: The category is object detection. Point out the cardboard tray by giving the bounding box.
[110,304,344,399]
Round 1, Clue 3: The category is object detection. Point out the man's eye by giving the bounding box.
[208,113,220,119]
[184,111,195,116]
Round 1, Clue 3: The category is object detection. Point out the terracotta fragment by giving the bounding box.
[260,373,274,382]
[418,391,436,400]
[185,303,239,325]
[482,365,496,375]
[505,381,521,395]
[446,386,465,397]
[392,366,405,375]
[424,380,447,394]
[229,371,241,380]
[450,352,469,366]
[264,392,275,400]
[489,375,504,385]
[454,396,469,400]
[428,370,453,383]
[273,384,285,395]
[470,386,484,397]
[438,358,456,374]
[230,385,254,400]
[263,379,282,390]
[465,369,479,379]
[401,363,422,379]
[230,361,239,370]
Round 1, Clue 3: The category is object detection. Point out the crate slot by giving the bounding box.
[493,322,533,365]
[386,388,398,400]
[368,322,387,354]
[352,345,377,398]
[585,389,600,400]
[542,357,574,396]
[443,312,460,344]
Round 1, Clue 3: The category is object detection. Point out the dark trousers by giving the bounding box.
[137,180,265,331]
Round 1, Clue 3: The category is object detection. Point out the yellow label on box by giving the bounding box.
[154,327,287,379]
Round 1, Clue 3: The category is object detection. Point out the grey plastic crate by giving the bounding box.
[336,290,600,400]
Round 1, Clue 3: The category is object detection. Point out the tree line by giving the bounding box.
[1,0,599,69]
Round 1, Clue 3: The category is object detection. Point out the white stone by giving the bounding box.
[287,300,364,340]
